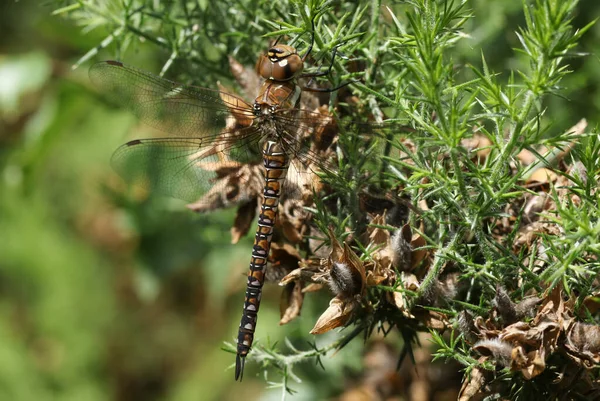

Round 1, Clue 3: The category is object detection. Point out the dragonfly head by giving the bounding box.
[257,45,303,82]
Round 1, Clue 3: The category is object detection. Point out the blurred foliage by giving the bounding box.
[0,0,598,400]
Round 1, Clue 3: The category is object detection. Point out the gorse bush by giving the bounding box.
[57,0,599,399]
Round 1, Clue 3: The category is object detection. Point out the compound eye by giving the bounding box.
[258,45,303,81]
[270,53,303,80]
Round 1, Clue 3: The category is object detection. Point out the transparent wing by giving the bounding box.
[89,60,255,139]
[111,136,263,204]
[273,108,410,176]
[91,60,264,205]
[91,60,409,205]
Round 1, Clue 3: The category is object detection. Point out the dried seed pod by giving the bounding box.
[457,310,479,344]
[326,229,366,298]
[391,224,412,271]
[567,322,600,355]
[514,296,541,320]
[474,338,513,367]
[458,358,490,401]
[493,286,518,324]
[329,262,360,298]
[510,346,546,380]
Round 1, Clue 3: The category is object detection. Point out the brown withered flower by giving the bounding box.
[309,230,367,335]
[187,161,263,213]
[458,357,493,401]
[366,215,429,278]
[466,283,600,398]
[267,243,306,325]
[364,216,447,325]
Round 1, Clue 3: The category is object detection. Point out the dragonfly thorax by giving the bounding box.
[253,79,302,116]
[252,102,276,117]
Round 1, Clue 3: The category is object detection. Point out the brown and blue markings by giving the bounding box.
[235,141,288,380]
[232,44,306,381]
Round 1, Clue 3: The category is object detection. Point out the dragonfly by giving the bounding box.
[90,36,390,380]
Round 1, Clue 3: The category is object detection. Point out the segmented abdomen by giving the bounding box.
[235,140,288,381]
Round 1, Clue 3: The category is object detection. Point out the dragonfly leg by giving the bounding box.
[301,78,360,93]
[301,16,317,62]
[300,45,340,80]
[301,44,359,92]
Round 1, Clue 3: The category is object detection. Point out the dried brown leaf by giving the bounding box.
[278,262,326,287]
[279,280,304,325]
[527,167,558,185]
[217,82,254,127]
[520,348,546,380]
[227,55,260,99]
[531,285,565,350]
[187,164,262,212]
[500,321,534,345]
[365,271,386,286]
[388,273,422,319]
[267,243,301,282]
[410,233,428,270]
[389,291,413,318]
[302,283,324,292]
[474,316,501,338]
[460,133,493,162]
[368,213,390,246]
[417,309,450,330]
[458,357,489,401]
[510,346,528,371]
[230,200,257,244]
[278,198,309,243]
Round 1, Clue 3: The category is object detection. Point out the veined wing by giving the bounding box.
[272,108,412,175]
[89,60,255,139]
[111,135,264,204]
[286,109,407,140]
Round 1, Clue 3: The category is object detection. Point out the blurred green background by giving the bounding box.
[0,1,598,400]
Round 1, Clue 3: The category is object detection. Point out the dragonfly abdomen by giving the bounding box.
[235,140,289,381]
